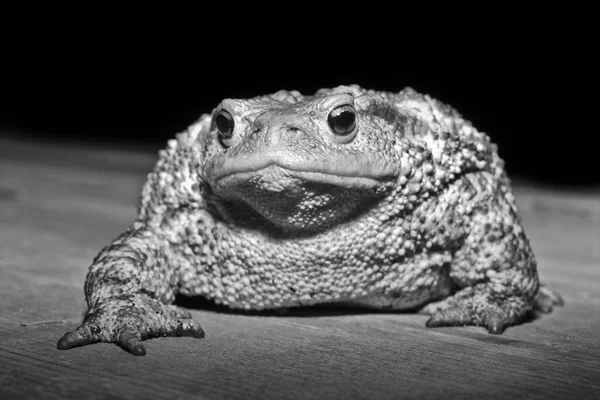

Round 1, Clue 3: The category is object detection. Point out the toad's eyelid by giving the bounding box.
[318,93,355,112]
[218,99,240,115]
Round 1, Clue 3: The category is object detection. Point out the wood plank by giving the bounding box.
[1,135,599,399]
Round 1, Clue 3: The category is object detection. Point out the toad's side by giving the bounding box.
[57,85,562,355]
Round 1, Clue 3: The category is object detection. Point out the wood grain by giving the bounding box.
[1,135,599,400]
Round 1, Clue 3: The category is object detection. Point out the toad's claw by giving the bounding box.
[57,295,205,356]
[116,327,146,355]
[57,324,102,350]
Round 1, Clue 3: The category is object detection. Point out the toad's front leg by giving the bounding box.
[419,172,562,333]
[57,224,204,356]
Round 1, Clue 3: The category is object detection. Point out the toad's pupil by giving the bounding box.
[216,113,233,137]
[335,111,354,128]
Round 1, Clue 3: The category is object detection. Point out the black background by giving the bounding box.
[1,24,593,187]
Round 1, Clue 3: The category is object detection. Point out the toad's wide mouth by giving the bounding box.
[214,164,392,192]
[208,153,399,193]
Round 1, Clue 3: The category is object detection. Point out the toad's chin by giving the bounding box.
[209,164,392,233]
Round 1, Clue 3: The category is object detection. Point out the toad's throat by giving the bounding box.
[211,164,391,233]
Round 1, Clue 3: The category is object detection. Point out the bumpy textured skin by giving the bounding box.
[57,85,562,355]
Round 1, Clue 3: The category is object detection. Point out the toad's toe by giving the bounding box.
[534,286,564,313]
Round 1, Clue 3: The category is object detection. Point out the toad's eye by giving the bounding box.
[215,110,234,139]
[327,104,356,136]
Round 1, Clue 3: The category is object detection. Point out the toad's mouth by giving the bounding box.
[214,164,392,193]
[209,153,399,193]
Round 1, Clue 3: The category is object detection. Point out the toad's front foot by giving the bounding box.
[57,294,204,356]
[420,284,563,334]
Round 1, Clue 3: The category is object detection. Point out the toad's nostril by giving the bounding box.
[287,126,301,133]
[252,118,266,132]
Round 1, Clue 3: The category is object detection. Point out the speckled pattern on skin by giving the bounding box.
[57,85,563,355]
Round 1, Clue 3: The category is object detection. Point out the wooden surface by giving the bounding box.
[1,135,599,400]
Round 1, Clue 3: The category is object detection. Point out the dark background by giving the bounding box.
[1,30,593,187]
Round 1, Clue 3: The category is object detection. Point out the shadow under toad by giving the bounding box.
[174,294,414,317]
[173,294,544,325]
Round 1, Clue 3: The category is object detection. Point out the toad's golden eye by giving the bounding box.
[327,104,356,136]
[215,110,234,139]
